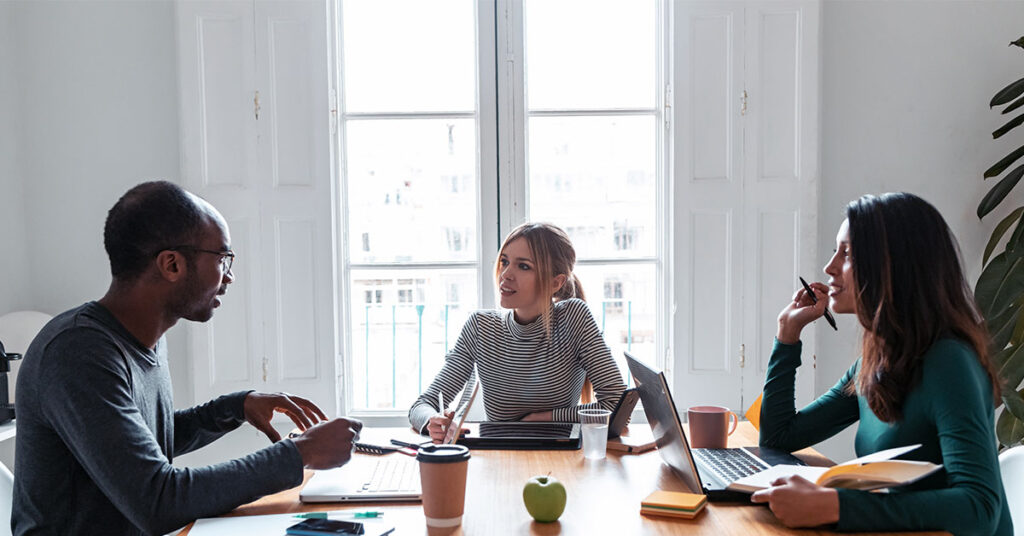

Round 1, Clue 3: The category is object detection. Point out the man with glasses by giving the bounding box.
[13,181,361,536]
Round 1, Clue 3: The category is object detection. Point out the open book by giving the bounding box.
[727,445,941,493]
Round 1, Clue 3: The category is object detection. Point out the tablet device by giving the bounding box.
[456,422,581,450]
[442,375,480,445]
[608,388,639,439]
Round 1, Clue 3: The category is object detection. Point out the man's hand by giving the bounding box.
[750,475,840,528]
[291,418,363,469]
[243,391,328,442]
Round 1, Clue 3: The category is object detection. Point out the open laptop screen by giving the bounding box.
[625,351,704,494]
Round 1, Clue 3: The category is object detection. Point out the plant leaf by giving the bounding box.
[994,113,1024,139]
[1004,386,1024,420]
[998,343,1024,392]
[977,253,1008,315]
[992,77,1024,107]
[1003,95,1024,115]
[993,344,1016,370]
[996,404,1024,447]
[982,206,1024,264]
[1012,311,1024,347]
[975,253,1024,318]
[1009,211,1024,263]
[989,306,1021,352]
[984,144,1024,178]
[977,169,1024,219]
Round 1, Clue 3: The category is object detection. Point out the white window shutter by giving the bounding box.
[671,1,818,413]
[176,0,337,414]
[740,0,819,412]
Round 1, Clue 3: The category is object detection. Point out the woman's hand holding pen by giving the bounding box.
[426,410,456,443]
[777,281,830,344]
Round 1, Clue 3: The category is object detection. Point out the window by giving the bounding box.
[178,0,818,419]
[519,0,661,384]
[338,0,663,413]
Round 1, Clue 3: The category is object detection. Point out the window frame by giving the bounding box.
[332,0,669,422]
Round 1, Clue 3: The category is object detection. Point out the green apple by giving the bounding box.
[522,474,567,522]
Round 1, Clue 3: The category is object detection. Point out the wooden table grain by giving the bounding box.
[181,423,947,535]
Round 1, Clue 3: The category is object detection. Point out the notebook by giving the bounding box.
[300,455,421,503]
[625,351,804,502]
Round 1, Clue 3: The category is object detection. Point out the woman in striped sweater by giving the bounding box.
[409,222,627,442]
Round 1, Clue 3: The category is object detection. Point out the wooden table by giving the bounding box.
[182,423,947,535]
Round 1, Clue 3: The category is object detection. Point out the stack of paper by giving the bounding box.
[640,490,707,519]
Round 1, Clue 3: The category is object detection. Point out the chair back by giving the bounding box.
[1000,445,1024,536]
[0,461,12,536]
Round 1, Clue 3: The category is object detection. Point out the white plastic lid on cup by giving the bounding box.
[416,443,471,463]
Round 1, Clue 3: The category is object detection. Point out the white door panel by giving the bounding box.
[177,0,337,411]
[673,2,745,412]
[673,0,817,417]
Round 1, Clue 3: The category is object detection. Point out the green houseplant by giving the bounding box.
[975,36,1024,448]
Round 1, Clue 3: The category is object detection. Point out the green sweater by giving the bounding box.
[759,338,1012,536]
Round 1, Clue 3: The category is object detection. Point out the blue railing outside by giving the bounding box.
[359,299,635,408]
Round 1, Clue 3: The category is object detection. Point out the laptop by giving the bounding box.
[300,455,421,503]
[625,351,803,502]
[456,421,581,450]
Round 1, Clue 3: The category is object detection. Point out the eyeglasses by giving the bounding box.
[160,245,235,273]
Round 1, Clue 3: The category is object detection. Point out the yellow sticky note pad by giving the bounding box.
[640,490,707,519]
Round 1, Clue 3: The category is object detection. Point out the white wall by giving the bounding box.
[814,0,1024,461]
[2,0,193,453]
[0,0,31,316]
[11,0,182,313]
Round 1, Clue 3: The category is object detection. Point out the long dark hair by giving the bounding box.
[846,193,999,421]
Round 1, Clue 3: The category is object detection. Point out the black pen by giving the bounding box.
[799,276,838,331]
[390,439,429,450]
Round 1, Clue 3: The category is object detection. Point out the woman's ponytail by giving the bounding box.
[554,272,586,302]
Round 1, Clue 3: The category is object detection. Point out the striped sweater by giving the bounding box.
[408,298,626,433]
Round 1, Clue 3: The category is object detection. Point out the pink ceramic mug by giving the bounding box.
[687,405,738,449]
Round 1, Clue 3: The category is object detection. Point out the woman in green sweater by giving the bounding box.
[751,192,1012,536]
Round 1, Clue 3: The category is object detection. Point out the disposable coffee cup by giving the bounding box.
[417,444,471,533]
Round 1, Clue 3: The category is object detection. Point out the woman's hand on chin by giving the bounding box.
[777,281,830,344]
[521,410,553,422]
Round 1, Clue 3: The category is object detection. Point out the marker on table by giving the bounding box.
[799,276,837,331]
[293,510,384,519]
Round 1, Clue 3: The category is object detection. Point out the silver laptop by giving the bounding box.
[300,455,421,503]
[625,351,803,501]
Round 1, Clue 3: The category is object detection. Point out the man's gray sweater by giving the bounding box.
[12,302,304,535]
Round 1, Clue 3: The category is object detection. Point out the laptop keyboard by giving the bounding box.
[360,458,419,493]
[693,448,768,482]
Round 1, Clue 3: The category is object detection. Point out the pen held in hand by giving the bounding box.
[799,277,838,331]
